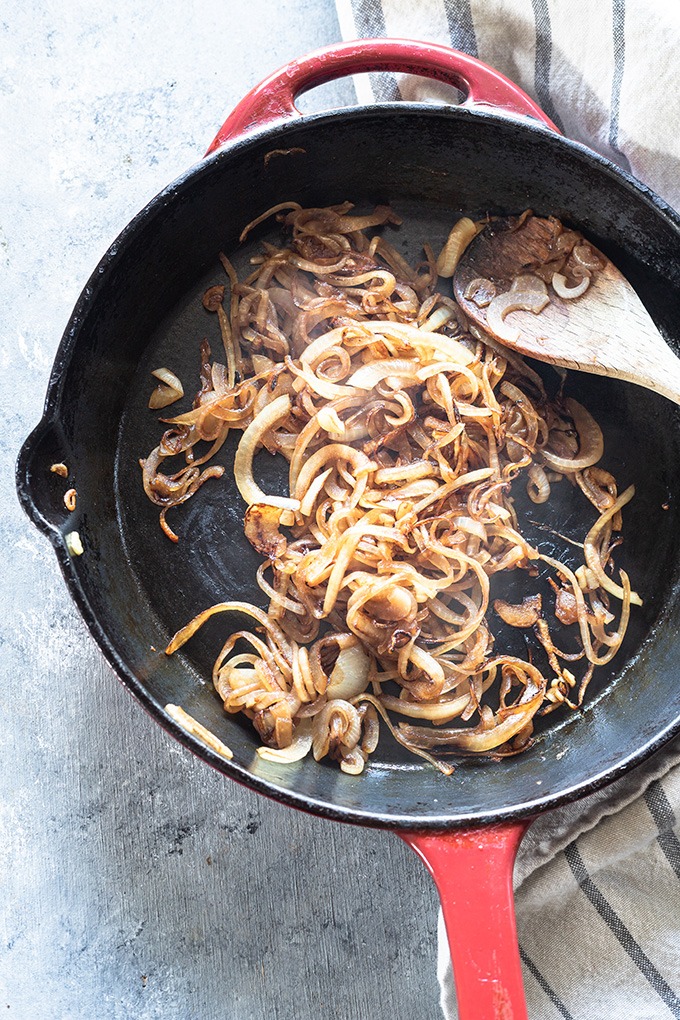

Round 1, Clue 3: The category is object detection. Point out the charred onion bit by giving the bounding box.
[494,594,542,628]
[149,202,640,774]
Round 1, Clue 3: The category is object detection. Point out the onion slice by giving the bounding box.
[347,358,420,389]
[552,273,590,299]
[494,594,542,627]
[257,718,313,763]
[326,644,371,699]
[485,277,550,343]
[436,217,478,277]
[584,485,643,605]
[541,398,604,472]
[234,395,301,510]
[149,367,184,409]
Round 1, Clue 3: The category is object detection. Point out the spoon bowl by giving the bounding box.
[453,214,680,405]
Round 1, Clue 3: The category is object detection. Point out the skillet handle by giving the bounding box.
[205,38,559,152]
[400,820,532,1020]
[17,418,72,538]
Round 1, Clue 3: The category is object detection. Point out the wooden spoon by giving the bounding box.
[453,214,680,404]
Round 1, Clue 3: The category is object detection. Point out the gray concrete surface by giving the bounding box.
[1,4,441,1018]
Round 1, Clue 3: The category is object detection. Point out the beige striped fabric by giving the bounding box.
[336,0,680,210]
[335,2,680,1016]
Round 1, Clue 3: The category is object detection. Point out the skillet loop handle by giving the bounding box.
[205,38,560,153]
[400,820,531,1020]
[16,419,72,538]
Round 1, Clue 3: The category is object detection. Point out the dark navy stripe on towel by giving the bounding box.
[530,0,565,132]
[610,0,632,171]
[645,780,680,880]
[444,0,478,57]
[519,946,575,1020]
[565,841,680,1017]
[350,0,402,102]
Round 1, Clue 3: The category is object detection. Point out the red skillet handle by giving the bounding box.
[400,820,532,1020]
[206,38,559,153]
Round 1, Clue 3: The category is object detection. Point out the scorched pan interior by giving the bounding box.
[16,39,680,1020]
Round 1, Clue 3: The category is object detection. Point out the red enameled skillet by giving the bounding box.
[17,39,680,1019]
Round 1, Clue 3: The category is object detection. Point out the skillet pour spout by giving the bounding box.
[17,39,680,1020]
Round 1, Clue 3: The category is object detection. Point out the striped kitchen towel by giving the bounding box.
[335,0,680,210]
[334,2,680,1017]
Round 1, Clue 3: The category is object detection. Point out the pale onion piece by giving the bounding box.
[409,644,446,690]
[401,691,544,752]
[376,479,440,500]
[298,466,333,517]
[256,718,313,763]
[326,644,371,700]
[327,423,370,443]
[149,367,184,409]
[256,563,304,616]
[288,358,356,400]
[299,325,352,366]
[239,201,301,243]
[378,690,473,723]
[233,394,301,511]
[165,704,233,760]
[419,306,456,331]
[339,749,366,776]
[485,288,550,343]
[373,460,435,485]
[541,398,604,472]
[251,354,277,374]
[416,360,474,381]
[584,484,643,605]
[65,530,84,556]
[436,217,478,277]
[316,406,345,434]
[347,358,420,389]
[485,501,512,521]
[452,515,487,542]
[575,564,600,591]
[552,272,590,299]
[165,601,289,656]
[151,366,184,390]
[527,463,550,503]
[357,321,474,366]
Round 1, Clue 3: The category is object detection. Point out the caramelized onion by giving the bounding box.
[584,485,643,606]
[552,272,590,300]
[486,278,550,343]
[149,367,184,409]
[494,594,542,628]
[234,395,301,510]
[146,203,640,776]
[436,217,478,277]
[541,398,604,472]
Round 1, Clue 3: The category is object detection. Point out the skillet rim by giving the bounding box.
[16,101,680,830]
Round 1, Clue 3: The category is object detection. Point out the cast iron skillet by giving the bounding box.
[16,39,680,1019]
